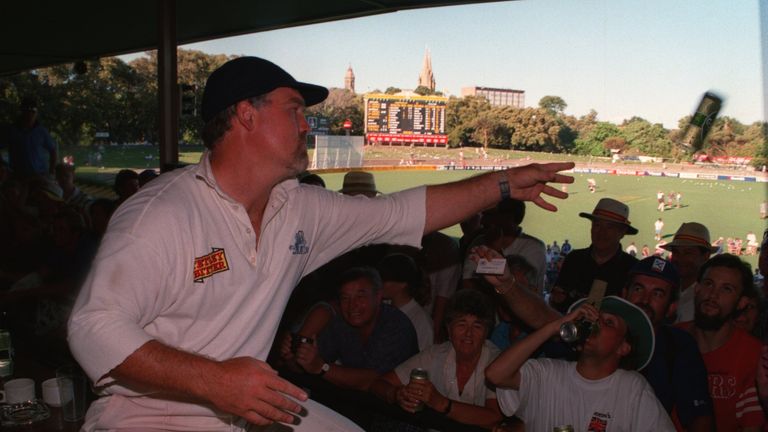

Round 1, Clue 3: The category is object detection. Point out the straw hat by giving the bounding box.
[339,171,379,196]
[660,222,717,253]
[578,198,638,235]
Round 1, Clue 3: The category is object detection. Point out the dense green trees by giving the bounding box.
[0,51,764,167]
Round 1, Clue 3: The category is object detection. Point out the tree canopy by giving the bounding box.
[0,52,763,167]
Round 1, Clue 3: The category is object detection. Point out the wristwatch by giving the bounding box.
[317,362,330,376]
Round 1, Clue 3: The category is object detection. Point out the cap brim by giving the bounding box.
[294,82,329,107]
[660,241,718,253]
[579,213,638,235]
[568,296,654,371]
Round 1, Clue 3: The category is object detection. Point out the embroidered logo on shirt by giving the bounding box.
[193,248,229,283]
[587,412,609,432]
[289,230,309,255]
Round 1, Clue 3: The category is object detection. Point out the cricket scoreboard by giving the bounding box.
[364,93,448,145]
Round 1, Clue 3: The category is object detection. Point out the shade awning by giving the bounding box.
[1,0,504,75]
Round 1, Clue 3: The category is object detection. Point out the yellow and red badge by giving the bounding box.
[193,248,229,283]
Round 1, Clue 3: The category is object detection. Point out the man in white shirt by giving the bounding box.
[486,295,675,431]
[67,56,575,431]
[660,222,716,323]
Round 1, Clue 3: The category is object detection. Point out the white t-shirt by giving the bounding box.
[675,282,697,323]
[497,358,674,432]
[68,153,426,430]
[399,298,434,350]
[394,341,500,406]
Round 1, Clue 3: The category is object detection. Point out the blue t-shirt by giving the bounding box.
[318,303,418,374]
[1,123,56,176]
[642,325,713,426]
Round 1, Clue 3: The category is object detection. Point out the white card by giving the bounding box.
[476,258,506,275]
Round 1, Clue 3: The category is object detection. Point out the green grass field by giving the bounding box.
[59,145,765,269]
[319,170,765,269]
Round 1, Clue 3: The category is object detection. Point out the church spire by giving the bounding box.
[344,64,355,93]
[418,48,435,91]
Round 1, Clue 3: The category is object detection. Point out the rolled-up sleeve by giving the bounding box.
[303,186,427,273]
[68,231,169,389]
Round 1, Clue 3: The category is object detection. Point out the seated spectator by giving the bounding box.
[679,254,766,430]
[370,289,502,431]
[463,198,546,293]
[732,279,765,339]
[458,212,484,259]
[485,296,674,431]
[551,198,638,311]
[660,222,716,324]
[55,163,92,214]
[113,169,139,207]
[85,198,116,241]
[377,253,434,350]
[339,171,379,198]
[298,172,326,188]
[280,267,418,428]
[476,247,713,430]
[421,231,462,343]
[622,257,714,431]
[138,169,159,187]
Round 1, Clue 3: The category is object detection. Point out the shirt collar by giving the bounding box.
[193,150,300,211]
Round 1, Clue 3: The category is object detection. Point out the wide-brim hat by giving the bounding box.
[201,56,329,123]
[569,295,655,371]
[660,222,718,253]
[579,198,638,235]
[339,171,379,196]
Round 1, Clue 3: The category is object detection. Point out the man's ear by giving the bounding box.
[234,100,257,130]
[617,340,631,358]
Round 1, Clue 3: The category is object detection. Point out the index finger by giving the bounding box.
[542,161,576,174]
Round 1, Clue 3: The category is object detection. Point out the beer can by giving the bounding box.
[553,425,574,432]
[681,92,722,151]
[559,319,596,345]
[409,368,429,411]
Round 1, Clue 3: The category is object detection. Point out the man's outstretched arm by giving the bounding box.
[424,162,574,234]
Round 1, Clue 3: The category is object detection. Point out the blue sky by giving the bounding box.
[133,0,764,128]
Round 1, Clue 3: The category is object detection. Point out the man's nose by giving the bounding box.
[298,115,310,133]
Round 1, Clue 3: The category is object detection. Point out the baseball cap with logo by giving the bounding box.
[201,56,329,123]
[578,198,638,235]
[629,256,680,291]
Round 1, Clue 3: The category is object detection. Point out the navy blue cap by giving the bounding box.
[629,256,680,289]
[201,57,328,123]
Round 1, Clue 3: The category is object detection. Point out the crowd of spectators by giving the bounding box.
[265,172,768,431]
[1,152,766,430]
[0,155,155,368]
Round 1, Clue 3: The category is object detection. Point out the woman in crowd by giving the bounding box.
[370,289,502,430]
